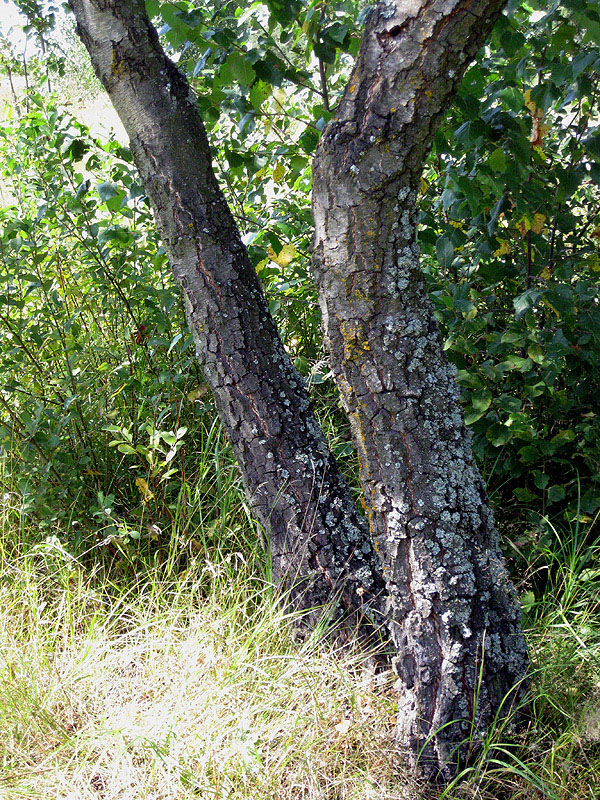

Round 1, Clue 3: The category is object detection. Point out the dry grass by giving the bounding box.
[1,511,600,799]
[0,546,410,800]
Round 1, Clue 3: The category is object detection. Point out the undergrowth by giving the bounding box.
[1,456,599,799]
[0,28,598,797]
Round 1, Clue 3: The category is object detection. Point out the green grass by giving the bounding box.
[1,476,600,799]
[0,523,403,799]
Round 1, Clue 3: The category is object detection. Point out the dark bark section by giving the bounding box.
[312,0,529,781]
[67,0,387,630]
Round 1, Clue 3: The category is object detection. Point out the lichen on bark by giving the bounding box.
[312,0,529,780]
[69,0,530,784]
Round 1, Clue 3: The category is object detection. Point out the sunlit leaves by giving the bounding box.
[0,96,197,525]
[422,0,600,517]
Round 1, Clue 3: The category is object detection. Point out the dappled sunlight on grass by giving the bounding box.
[1,519,600,799]
[0,548,410,799]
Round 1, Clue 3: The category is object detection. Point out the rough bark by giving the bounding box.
[312,0,529,780]
[67,0,530,784]
[67,0,387,629]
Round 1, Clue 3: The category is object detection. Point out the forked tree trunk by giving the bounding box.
[68,0,529,783]
[312,1,528,778]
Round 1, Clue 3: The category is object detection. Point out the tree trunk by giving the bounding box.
[312,0,529,779]
[68,0,530,783]
[67,0,387,629]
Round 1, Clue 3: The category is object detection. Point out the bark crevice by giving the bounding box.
[68,0,530,784]
[312,0,529,780]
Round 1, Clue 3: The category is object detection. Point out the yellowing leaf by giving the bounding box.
[273,161,286,183]
[273,87,286,112]
[135,477,154,502]
[188,385,209,403]
[524,89,549,148]
[517,216,531,237]
[254,167,267,182]
[539,266,552,280]
[531,213,546,235]
[420,177,429,195]
[255,257,269,274]
[523,89,538,115]
[543,297,560,319]
[518,212,545,237]
[267,244,297,267]
[494,240,511,257]
[530,119,550,147]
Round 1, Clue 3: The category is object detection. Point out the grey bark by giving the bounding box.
[67,0,387,630]
[67,0,530,784]
[312,0,529,779]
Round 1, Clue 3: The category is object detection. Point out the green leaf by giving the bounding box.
[547,485,566,503]
[65,139,88,161]
[436,236,455,269]
[325,22,349,44]
[550,429,575,449]
[117,443,137,455]
[518,445,539,464]
[75,179,90,201]
[514,487,537,502]
[145,0,160,19]
[451,284,475,314]
[98,227,132,244]
[520,590,536,611]
[487,147,506,172]
[249,80,271,111]
[224,52,256,87]
[487,193,510,235]
[471,389,492,413]
[527,344,545,364]
[513,289,540,320]
[266,0,303,26]
[313,38,336,64]
[96,181,119,202]
[464,390,492,424]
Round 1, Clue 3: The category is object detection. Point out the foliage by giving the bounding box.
[419,0,600,521]
[0,0,598,544]
[0,2,599,796]
[0,94,254,564]
[137,0,600,523]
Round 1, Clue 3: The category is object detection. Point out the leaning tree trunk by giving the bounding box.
[68,0,530,783]
[312,0,529,780]
[67,0,387,628]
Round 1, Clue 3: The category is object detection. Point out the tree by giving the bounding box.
[66,0,528,782]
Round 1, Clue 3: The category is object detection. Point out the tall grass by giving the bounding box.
[0,522,404,799]
[1,459,600,800]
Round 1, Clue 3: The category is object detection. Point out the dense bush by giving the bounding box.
[0,97,251,564]
[421,1,600,522]
[0,0,598,560]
